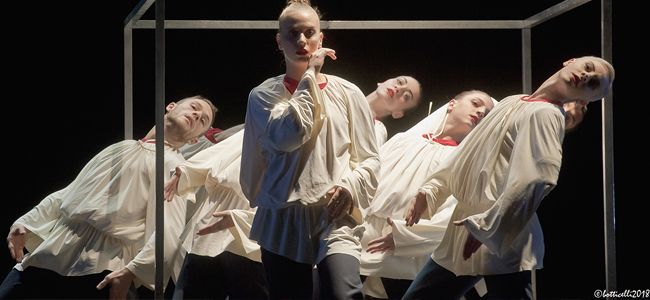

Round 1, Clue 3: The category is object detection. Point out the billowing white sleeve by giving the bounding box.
[390,220,445,257]
[14,189,66,253]
[228,209,260,259]
[176,130,244,198]
[262,69,325,152]
[336,81,380,212]
[416,159,454,220]
[125,167,188,290]
[391,198,456,257]
[463,107,563,256]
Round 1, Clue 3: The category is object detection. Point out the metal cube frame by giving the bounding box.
[123,1,614,298]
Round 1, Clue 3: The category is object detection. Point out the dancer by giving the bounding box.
[403,56,614,300]
[165,129,269,300]
[360,94,585,299]
[367,76,422,146]
[1,96,217,299]
[165,75,419,299]
[178,124,245,224]
[240,1,380,299]
[360,90,495,299]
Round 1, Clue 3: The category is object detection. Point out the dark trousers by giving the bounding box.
[261,248,364,300]
[172,251,268,300]
[379,278,412,300]
[359,276,414,300]
[0,267,128,299]
[402,258,532,300]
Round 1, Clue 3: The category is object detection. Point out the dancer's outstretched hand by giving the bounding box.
[326,186,353,221]
[164,167,182,202]
[7,224,29,263]
[96,268,136,300]
[405,191,428,226]
[453,220,482,260]
[308,47,336,76]
[366,217,396,254]
[197,211,235,235]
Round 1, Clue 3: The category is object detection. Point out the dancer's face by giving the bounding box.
[165,98,213,145]
[446,92,494,135]
[375,76,421,118]
[557,57,612,103]
[276,9,322,68]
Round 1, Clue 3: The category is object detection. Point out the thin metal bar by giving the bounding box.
[522,0,592,28]
[521,27,535,300]
[124,0,153,141]
[124,0,155,27]
[133,20,277,29]
[601,0,616,297]
[324,20,523,29]
[128,1,598,31]
[154,0,165,298]
[521,28,532,95]
[124,27,133,140]
[132,20,524,30]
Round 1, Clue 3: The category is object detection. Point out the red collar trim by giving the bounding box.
[283,75,328,95]
[422,134,458,146]
[204,127,223,144]
[521,95,563,107]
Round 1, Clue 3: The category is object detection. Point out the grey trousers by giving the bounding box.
[261,248,364,300]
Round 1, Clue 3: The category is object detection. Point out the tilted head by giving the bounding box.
[375,76,422,118]
[557,56,615,103]
[442,90,494,142]
[165,95,218,146]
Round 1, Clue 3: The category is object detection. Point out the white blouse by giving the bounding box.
[360,133,459,280]
[421,95,565,276]
[359,102,461,282]
[15,140,191,290]
[240,69,380,264]
[240,69,379,210]
[175,130,260,262]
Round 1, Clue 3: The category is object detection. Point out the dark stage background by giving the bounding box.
[5,1,644,299]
